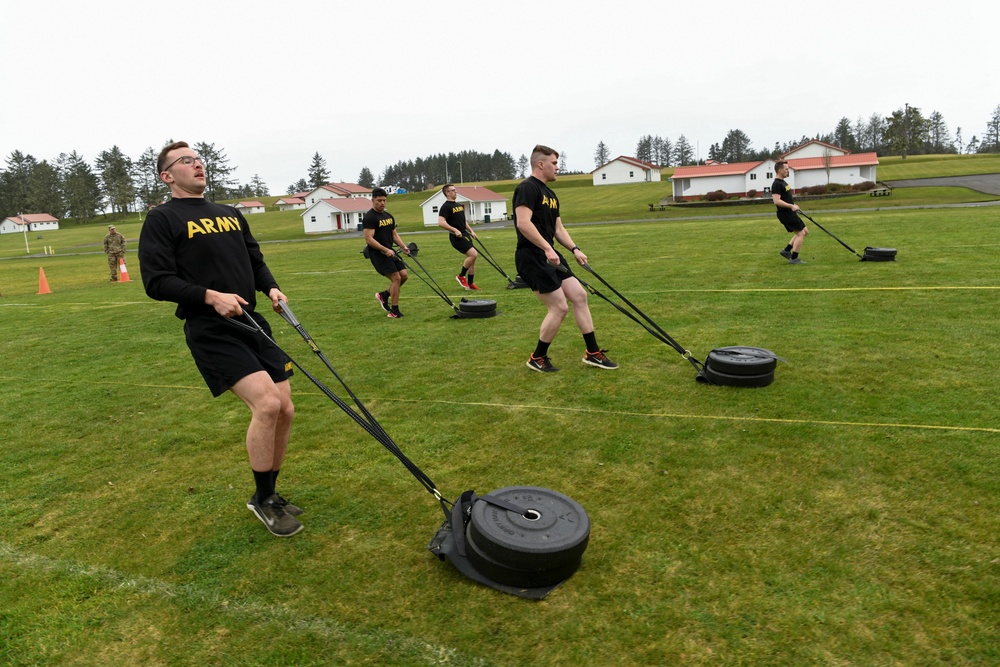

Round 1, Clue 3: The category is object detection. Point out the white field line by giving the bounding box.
[0,542,491,667]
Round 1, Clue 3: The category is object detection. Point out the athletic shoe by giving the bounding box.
[779,249,792,259]
[583,349,619,370]
[247,494,304,537]
[274,493,303,516]
[526,354,559,373]
[387,310,404,318]
[456,275,471,290]
[788,258,805,264]
[468,283,481,291]
[375,291,390,312]
[249,492,303,516]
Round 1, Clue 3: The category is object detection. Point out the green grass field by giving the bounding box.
[2,190,998,665]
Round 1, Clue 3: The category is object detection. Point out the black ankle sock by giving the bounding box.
[784,244,793,252]
[460,267,468,277]
[583,331,599,354]
[467,274,475,285]
[253,469,275,502]
[533,340,551,358]
[791,252,799,259]
[391,305,401,313]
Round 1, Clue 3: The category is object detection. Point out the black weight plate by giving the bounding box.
[706,346,778,376]
[468,486,590,571]
[464,528,582,587]
[862,247,897,261]
[703,365,775,388]
[458,298,497,313]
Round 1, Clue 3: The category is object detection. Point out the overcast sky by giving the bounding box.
[1,0,995,193]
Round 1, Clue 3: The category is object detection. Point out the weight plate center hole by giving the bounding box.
[523,509,542,521]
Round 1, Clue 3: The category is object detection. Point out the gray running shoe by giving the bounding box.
[247,494,304,537]
[582,349,619,369]
[779,249,792,259]
[788,257,805,264]
[258,493,303,517]
[527,354,559,373]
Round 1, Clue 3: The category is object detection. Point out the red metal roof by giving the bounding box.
[590,155,661,174]
[236,201,265,208]
[780,139,847,159]
[671,161,764,179]
[320,182,372,195]
[276,197,305,205]
[787,152,879,170]
[4,213,59,223]
[454,186,505,202]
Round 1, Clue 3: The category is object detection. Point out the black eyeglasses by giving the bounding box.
[162,155,204,171]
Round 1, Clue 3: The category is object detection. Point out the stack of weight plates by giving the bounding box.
[453,297,498,318]
[465,486,590,588]
[703,346,778,387]
[861,247,897,262]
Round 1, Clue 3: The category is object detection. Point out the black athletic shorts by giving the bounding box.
[449,233,474,254]
[514,248,573,294]
[370,252,406,276]
[183,312,292,397]
[777,211,806,233]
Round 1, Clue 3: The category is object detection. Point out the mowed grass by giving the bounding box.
[1,204,999,666]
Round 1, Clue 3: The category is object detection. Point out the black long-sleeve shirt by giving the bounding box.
[138,197,278,319]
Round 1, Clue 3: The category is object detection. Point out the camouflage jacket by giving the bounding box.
[104,232,126,255]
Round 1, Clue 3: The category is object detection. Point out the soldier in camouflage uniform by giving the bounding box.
[103,225,127,281]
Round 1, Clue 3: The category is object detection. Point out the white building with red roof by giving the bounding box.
[234,201,266,214]
[591,156,662,186]
[301,197,373,234]
[303,183,373,206]
[275,197,306,211]
[419,185,508,227]
[0,213,60,234]
[670,141,878,201]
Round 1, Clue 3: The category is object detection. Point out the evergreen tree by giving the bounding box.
[307,152,329,188]
[60,151,102,223]
[286,179,309,195]
[248,174,269,197]
[983,104,1000,153]
[357,166,375,188]
[134,146,168,210]
[672,135,694,166]
[594,141,610,167]
[517,154,528,178]
[193,142,237,202]
[26,160,63,217]
[96,145,134,217]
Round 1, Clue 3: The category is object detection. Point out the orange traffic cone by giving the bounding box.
[38,267,52,294]
[118,257,131,283]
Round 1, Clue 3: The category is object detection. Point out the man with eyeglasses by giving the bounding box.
[138,140,303,537]
[437,183,480,290]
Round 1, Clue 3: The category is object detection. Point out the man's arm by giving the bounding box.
[772,191,800,212]
[554,218,587,265]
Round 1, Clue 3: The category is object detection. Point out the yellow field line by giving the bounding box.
[5,380,995,435]
[377,397,1000,434]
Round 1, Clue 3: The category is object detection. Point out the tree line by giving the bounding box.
[0,142,269,222]
[286,149,522,195]
[595,103,1000,168]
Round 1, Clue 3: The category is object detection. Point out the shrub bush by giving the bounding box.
[705,190,727,202]
[747,189,758,198]
[853,181,876,191]
[805,185,827,195]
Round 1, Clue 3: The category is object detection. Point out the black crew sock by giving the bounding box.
[784,243,793,252]
[791,252,799,259]
[253,469,275,503]
[271,469,280,493]
[460,267,468,277]
[583,331,599,354]
[391,305,401,314]
[467,274,475,286]
[533,340,551,359]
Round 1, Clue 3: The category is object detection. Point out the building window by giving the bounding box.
[766,172,773,179]
[602,173,606,180]
[629,171,634,178]
[310,216,316,223]
[750,173,757,180]
[432,206,438,213]
[485,203,492,214]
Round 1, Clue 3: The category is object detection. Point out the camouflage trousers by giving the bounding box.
[107,254,124,281]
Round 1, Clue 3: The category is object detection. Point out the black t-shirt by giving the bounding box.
[138,197,277,319]
[512,176,560,252]
[363,208,396,248]
[772,178,797,221]
[439,200,467,232]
